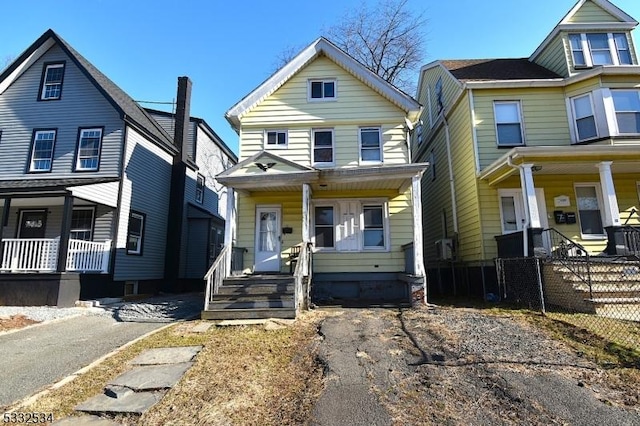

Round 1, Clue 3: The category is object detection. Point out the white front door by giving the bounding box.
[499,188,551,251]
[255,207,281,272]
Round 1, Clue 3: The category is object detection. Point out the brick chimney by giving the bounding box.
[174,76,192,163]
[164,76,192,291]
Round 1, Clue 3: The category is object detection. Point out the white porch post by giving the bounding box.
[597,161,621,227]
[224,188,236,273]
[411,175,426,282]
[302,183,312,243]
[519,164,541,229]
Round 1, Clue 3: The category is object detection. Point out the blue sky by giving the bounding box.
[2,0,639,154]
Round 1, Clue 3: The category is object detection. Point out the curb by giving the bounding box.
[8,322,175,410]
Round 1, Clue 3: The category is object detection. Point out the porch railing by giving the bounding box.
[66,239,112,273]
[0,238,111,273]
[0,238,59,272]
[541,228,592,298]
[204,244,231,311]
[621,226,640,258]
[294,242,313,313]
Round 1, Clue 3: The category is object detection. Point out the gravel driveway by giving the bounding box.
[315,307,640,425]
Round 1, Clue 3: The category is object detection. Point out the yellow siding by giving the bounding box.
[535,34,570,77]
[568,1,620,23]
[235,188,415,274]
[414,64,462,135]
[564,76,602,97]
[237,57,409,167]
[480,174,640,258]
[474,88,571,169]
[600,75,640,88]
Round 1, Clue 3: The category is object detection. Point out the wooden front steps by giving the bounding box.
[201,274,296,320]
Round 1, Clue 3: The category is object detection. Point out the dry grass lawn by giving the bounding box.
[17,311,327,425]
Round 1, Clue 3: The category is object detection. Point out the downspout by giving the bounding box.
[443,116,459,235]
[507,156,530,257]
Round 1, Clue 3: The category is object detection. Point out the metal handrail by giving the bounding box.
[621,226,640,257]
[203,244,231,311]
[541,228,592,298]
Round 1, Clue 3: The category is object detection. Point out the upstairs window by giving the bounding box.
[29,130,56,172]
[196,174,205,204]
[612,90,640,134]
[569,33,633,68]
[494,101,524,146]
[126,211,145,255]
[309,80,336,100]
[571,94,598,141]
[312,129,334,165]
[359,127,382,163]
[75,128,103,171]
[265,130,287,148]
[40,63,65,100]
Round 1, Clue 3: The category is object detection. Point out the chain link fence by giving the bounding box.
[496,257,640,354]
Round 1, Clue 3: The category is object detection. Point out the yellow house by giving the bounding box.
[414,0,640,298]
[204,38,427,319]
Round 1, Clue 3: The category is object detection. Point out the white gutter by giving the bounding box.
[507,155,529,257]
[468,89,481,175]
[443,116,459,234]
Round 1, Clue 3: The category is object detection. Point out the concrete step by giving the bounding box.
[201,308,296,320]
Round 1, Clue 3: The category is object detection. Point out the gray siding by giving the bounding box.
[0,202,114,241]
[147,112,196,160]
[113,127,172,281]
[0,44,123,179]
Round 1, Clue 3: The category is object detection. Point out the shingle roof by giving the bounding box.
[0,30,175,151]
[0,177,120,194]
[441,59,561,82]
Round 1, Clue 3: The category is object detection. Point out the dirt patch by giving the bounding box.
[0,315,39,332]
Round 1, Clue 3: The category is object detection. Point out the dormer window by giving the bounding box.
[309,80,336,101]
[39,63,65,100]
[569,33,632,68]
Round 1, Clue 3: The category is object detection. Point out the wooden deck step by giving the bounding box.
[201,307,296,320]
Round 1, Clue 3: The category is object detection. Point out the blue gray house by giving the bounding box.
[0,29,236,306]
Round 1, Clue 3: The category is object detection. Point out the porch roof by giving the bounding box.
[480,145,640,186]
[218,163,428,194]
[0,177,120,196]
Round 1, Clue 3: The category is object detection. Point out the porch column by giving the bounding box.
[224,188,236,273]
[0,198,10,261]
[302,183,312,243]
[57,194,73,273]
[412,176,426,280]
[519,164,541,228]
[597,161,621,227]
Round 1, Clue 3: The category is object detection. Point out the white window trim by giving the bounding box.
[358,126,383,165]
[570,32,632,68]
[610,89,640,135]
[70,206,95,241]
[308,79,337,102]
[311,199,390,253]
[126,211,145,255]
[493,101,525,147]
[40,63,64,100]
[570,93,599,142]
[312,128,335,166]
[574,183,607,240]
[29,130,56,172]
[75,128,103,171]
[264,129,288,149]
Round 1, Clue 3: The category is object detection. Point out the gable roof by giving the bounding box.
[530,0,638,61]
[441,59,562,82]
[0,29,175,151]
[217,150,315,179]
[225,37,422,131]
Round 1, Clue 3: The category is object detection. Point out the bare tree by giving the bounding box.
[325,0,427,94]
[2,55,15,71]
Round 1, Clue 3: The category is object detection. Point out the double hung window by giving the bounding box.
[359,127,382,163]
[313,129,334,165]
[40,63,65,100]
[611,90,640,134]
[70,208,95,241]
[494,101,524,146]
[75,128,102,171]
[569,33,633,67]
[29,130,56,172]
[571,94,598,141]
[126,211,145,255]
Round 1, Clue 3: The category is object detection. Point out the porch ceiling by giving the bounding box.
[480,146,640,186]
